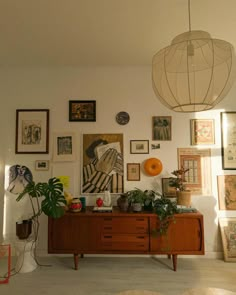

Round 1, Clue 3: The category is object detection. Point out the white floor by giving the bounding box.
[1,256,236,295]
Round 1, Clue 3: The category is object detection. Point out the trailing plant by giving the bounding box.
[153,195,178,235]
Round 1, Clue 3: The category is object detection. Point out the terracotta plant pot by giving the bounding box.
[177,191,191,208]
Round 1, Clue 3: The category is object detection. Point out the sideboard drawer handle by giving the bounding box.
[136,236,145,239]
[104,227,112,230]
[104,235,112,239]
[136,227,145,230]
[136,218,145,221]
[104,218,112,221]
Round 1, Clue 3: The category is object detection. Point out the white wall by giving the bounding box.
[1,66,236,256]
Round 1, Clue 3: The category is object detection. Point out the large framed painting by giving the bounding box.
[217,175,236,210]
[190,119,215,145]
[221,112,236,169]
[15,109,49,154]
[82,133,124,194]
[219,218,236,262]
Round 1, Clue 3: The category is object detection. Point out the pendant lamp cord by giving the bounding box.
[188,0,191,32]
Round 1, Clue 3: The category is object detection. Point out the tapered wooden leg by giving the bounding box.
[172,254,177,271]
[167,254,171,259]
[74,253,79,270]
[80,254,84,258]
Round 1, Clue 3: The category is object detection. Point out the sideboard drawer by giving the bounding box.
[101,217,149,234]
[100,234,149,251]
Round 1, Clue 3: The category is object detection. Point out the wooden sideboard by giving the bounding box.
[48,207,204,271]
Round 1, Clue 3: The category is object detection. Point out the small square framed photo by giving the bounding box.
[130,140,149,154]
[35,160,49,171]
[127,163,140,181]
[190,119,215,145]
[152,116,171,141]
[69,100,96,122]
[161,178,177,198]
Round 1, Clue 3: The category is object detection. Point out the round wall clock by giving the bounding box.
[116,111,130,125]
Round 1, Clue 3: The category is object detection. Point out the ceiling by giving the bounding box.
[0,0,236,66]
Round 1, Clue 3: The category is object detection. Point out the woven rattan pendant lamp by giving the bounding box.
[152,0,236,112]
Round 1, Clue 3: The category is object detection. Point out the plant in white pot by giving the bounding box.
[16,177,66,261]
[169,167,191,207]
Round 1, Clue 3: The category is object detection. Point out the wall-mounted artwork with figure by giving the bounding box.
[7,164,33,194]
[82,134,124,194]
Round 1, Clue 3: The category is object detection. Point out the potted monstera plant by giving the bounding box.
[16,177,66,241]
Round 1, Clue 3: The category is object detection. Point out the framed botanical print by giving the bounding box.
[219,218,236,262]
[69,100,96,122]
[221,112,236,169]
[127,163,140,181]
[217,175,236,210]
[15,109,49,154]
[190,119,215,145]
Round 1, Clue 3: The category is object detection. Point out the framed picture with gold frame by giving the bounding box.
[219,218,236,262]
[190,119,215,145]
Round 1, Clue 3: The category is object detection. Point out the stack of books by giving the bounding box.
[92,206,113,212]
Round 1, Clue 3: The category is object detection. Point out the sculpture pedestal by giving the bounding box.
[14,238,37,273]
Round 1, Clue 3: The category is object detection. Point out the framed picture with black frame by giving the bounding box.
[130,140,149,154]
[69,100,96,122]
[15,109,49,154]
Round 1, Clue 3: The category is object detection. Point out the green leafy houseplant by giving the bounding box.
[153,195,178,235]
[126,188,157,212]
[169,167,189,191]
[16,177,66,243]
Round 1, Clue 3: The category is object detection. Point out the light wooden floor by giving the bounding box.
[1,256,236,295]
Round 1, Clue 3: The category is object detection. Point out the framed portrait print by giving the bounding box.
[53,132,76,162]
[35,160,49,171]
[161,178,177,198]
[221,112,236,170]
[190,119,215,145]
[152,116,171,141]
[127,163,140,181]
[82,133,124,194]
[15,109,49,154]
[219,218,236,262]
[130,140,149,154]
[69,100,96,122]
[217,175,236,210]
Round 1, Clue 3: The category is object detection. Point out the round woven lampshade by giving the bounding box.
[152,30,236,112]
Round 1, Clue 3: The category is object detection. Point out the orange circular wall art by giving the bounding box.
[144,158,163,176]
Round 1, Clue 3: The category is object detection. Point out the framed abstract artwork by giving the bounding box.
[52,132,76,162]
[217,175,236,210]
[221,112,236,169]
[127,163,140,181]
[190,119,215,145]
[219,218,236,262]
[82,133,124,194]
[15,109,49,154]
[69,100,96,122]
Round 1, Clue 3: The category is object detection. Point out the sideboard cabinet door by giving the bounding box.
[149,214,204,254]
[48,215,100,253]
